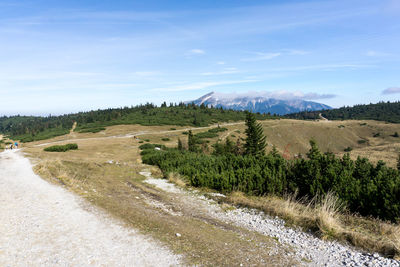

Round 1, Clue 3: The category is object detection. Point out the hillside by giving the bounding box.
[0,103,275,142]
[286,101,400,123]
[188,92,332,115]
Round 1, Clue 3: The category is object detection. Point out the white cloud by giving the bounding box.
[242,52,281,62]
[366,50,390,57]
[265,63,374,72]
[212,90,336,101]
[133,71,160,77]
[286,49,309,55]
[152,79,257,92]
[189,49,205,55]
[201,67,239,76]
[382,87,400,95]
[217,61,225,65]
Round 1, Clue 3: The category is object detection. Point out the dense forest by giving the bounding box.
[141,113,400,222]
[0,103,276,142]
[286,101,400,123]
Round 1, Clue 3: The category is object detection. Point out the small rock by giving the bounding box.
[175,233,181,237]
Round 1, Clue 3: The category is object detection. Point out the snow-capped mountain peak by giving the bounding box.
[187,92,332,115]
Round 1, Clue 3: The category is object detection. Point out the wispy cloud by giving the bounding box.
[188,49,205,55]
[217,61,225,65]
[133,71,160,77]
[241,49,308,62]
[382,87,400,95]
[366,50,390,57]
[242,52,281,62]
[201,67,239,76]
[213,90,336,101]
[286,49,309,55]
[152,79,257,92]
[265,63,374,72]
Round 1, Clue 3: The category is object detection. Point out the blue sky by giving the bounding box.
[0,0,399,115]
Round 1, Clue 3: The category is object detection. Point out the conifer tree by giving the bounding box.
[244,112,266,156]
[397,152,400,171]
[188,130,196,152]
[178,138,183,150]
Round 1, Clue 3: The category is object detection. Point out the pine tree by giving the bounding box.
[397,152,400,171]
[188,130,197,152]
[244,112,266,156]
[178,138,183,150]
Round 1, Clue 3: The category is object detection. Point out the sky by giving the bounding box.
[0,0,399,116]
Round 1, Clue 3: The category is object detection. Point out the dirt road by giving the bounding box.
[0,150,181,266]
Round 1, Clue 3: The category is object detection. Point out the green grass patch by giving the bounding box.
[44,143,78,152]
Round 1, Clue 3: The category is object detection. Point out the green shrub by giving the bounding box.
[44,143,78,152]
[170,128,176,130]
[138,140,144,143]
[357,139,367,144]
[144,139,150,142]
[373,133,380,137]
[161,138,170,141]
[139,143,166,150]
[344,147,353,152]
[78,127,106,133]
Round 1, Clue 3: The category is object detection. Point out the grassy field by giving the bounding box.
[20,119,400,261]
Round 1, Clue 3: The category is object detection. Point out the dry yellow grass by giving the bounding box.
[225,191,400,259]
[168,172,187,188]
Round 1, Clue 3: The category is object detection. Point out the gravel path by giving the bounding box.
[0,150,181,267]
[143,171,400,267]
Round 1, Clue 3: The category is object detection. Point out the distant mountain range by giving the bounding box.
[188,92,332,115]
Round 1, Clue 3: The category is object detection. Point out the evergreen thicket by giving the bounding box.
[142,142,400,222]
[43,143,78,152]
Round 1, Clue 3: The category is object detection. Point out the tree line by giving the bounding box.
[0,103,276,142]
[286,101,400,123]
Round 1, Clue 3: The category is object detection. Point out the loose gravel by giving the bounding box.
[0,151,181,267]
[143,171,400,267]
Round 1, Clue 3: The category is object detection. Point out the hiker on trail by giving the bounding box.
[14,142,18,149]
[10,144,13,150]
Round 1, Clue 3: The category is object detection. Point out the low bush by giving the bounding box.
[161,138,170,141]
[139,143,166,150]
[44,143,78,152]
[78,127,106,133]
